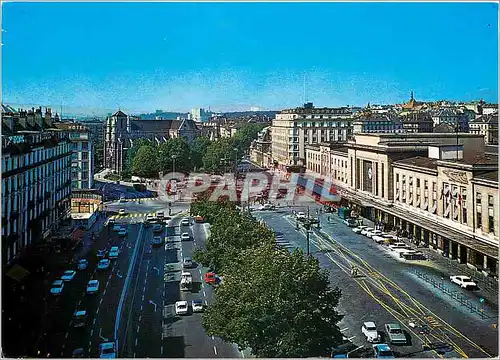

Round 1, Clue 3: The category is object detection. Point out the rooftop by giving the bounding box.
[393,156,438,170]
[474,171,498,183]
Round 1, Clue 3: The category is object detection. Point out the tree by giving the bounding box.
[157,137,191,174]
[131,145,159,178]
[232,123,266,152]
[202,243,344,358]
[203,138,235,172]
[124,138,153,178]
[190,136,211,170]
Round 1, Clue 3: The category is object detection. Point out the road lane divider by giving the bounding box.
[115,223,145,355]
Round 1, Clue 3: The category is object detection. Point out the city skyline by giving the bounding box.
[2,1,498,115]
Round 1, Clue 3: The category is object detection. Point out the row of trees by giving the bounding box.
[191,195,344,358]
[122,123,266,178]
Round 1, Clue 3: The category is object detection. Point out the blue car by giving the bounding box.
[373,344,395,358]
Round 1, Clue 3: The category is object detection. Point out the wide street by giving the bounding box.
[252,205,498,358]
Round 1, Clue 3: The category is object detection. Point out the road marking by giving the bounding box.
[133,352,136,358]
[212,335,215,340]
[135,338,138,346]
[60,351,63,356]
[348,335,356,341]
[139,315,142,322]
[140,305,143,311]
[163,291,165,297]
[340,327,349,332]
[137,325,140,333]
[143,286,146,293]
[77,300,81,306]
[161,346,163,355]
[62,344,65,349]
[142,295,144,301]
[213,346,218,355]
[199,269,202,274]
[203,290,206,297]
[108,274,112,281]
[241,350,245,358]
[90,329,94,336]
[100,298,103,305]
[144,278,147,285]
[65,332,69,339]
[205,300,208,305]
[103,289,107,296]
[93,318,97,325]
[96,307,100,314]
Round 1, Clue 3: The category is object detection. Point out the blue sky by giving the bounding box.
[2,2,498,115]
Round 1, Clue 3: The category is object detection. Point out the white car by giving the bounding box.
[98,259,111,270]
[353,226,368,234]
[192,299,204,313]
[99,342,116,358]
[361,227,374,236]
[61,270,76,282]
[108,246,119,259]
[50,280,64,296]
[343,218,357,227]
[86,280,100,294]
[118,208,126,216]
[146,214,156,222]
[389,242,409,250]
[367,230,383,238]
[181,232,191,241]
[372,235,386,244]
[296,212,306,220]
[181,218,190,226]
[362,321,381,343]
[175,300,189,315]
[450,275,478,290]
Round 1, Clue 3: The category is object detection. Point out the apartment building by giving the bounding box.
[54,122,94,189]
[250,126,272,168]
[271,102,353,168]
[352,112,403,134]
[469,111,498,145]
[304,133,498,276]
[1,106,72,265]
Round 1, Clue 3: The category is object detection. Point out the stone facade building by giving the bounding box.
[103,110,201,174]
[304,133,498,276]
[1,105,72,265]
[469,111,498,145]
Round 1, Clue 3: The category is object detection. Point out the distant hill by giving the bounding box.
[137,111,188,120]
[222,110,279,118]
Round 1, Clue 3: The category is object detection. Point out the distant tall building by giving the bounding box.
[190,108,212,122]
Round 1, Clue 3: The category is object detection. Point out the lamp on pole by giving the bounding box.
[172,154,177,174]
[233,147,239,175]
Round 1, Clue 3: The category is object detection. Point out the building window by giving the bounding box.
[82,152,88,160]
[477,211,482,229]
[424,180,428,190]
[432,182,436,192]
[476,192,482,205]
[416,178,420,188]
[381,163,385,198]
[489,211,495,234]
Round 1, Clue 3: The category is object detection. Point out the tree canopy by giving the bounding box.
[131,145,158,178]
[157,137,191,174]
[191,197,344,357]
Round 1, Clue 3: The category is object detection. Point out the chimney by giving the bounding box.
[44,108,53,127]
[35,108,44,129]
[26,109,36,128]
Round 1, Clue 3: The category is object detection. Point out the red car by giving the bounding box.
[204,272,217,285]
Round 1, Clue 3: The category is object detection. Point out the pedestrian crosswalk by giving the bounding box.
[109,212,158,220]
[275,234,295,250]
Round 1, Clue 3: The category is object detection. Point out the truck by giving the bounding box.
[180,271,192,291]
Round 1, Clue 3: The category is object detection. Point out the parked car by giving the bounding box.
[367,230,383,238]
[343,218,357,227]
[77,259,88,270]
[50,280,64,296]
[97,249,107,259]
[361,227,374,236]
[181,232,191,241]
[296,212,306,220]
[152,224,163,233]
[192,299,204,313]
[99,342,116,358]
[352,225,368,234]
[61,270,77,282]
[119,196,127,203]
[450,275,478,290]
[389,243,409,251]
[73,310,87,328]
[108,246,119,259]
[372,235,386,244]
[86,280,100,295]
[362,321,380,343]
[98,259,111,270]
[181,218,190,226]
[146,214,156,223]
[112,224,122,232]
[175,300,189,315]
[107,218,115,226]
[152,236,163,247]
[373,344,395,358]
[118,208,126,216]
[384,323,406,345]
[183,257,193,268]
[156,211,165,220]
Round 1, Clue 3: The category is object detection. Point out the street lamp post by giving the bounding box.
[233,148,238,176]
[172,154,177,174]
